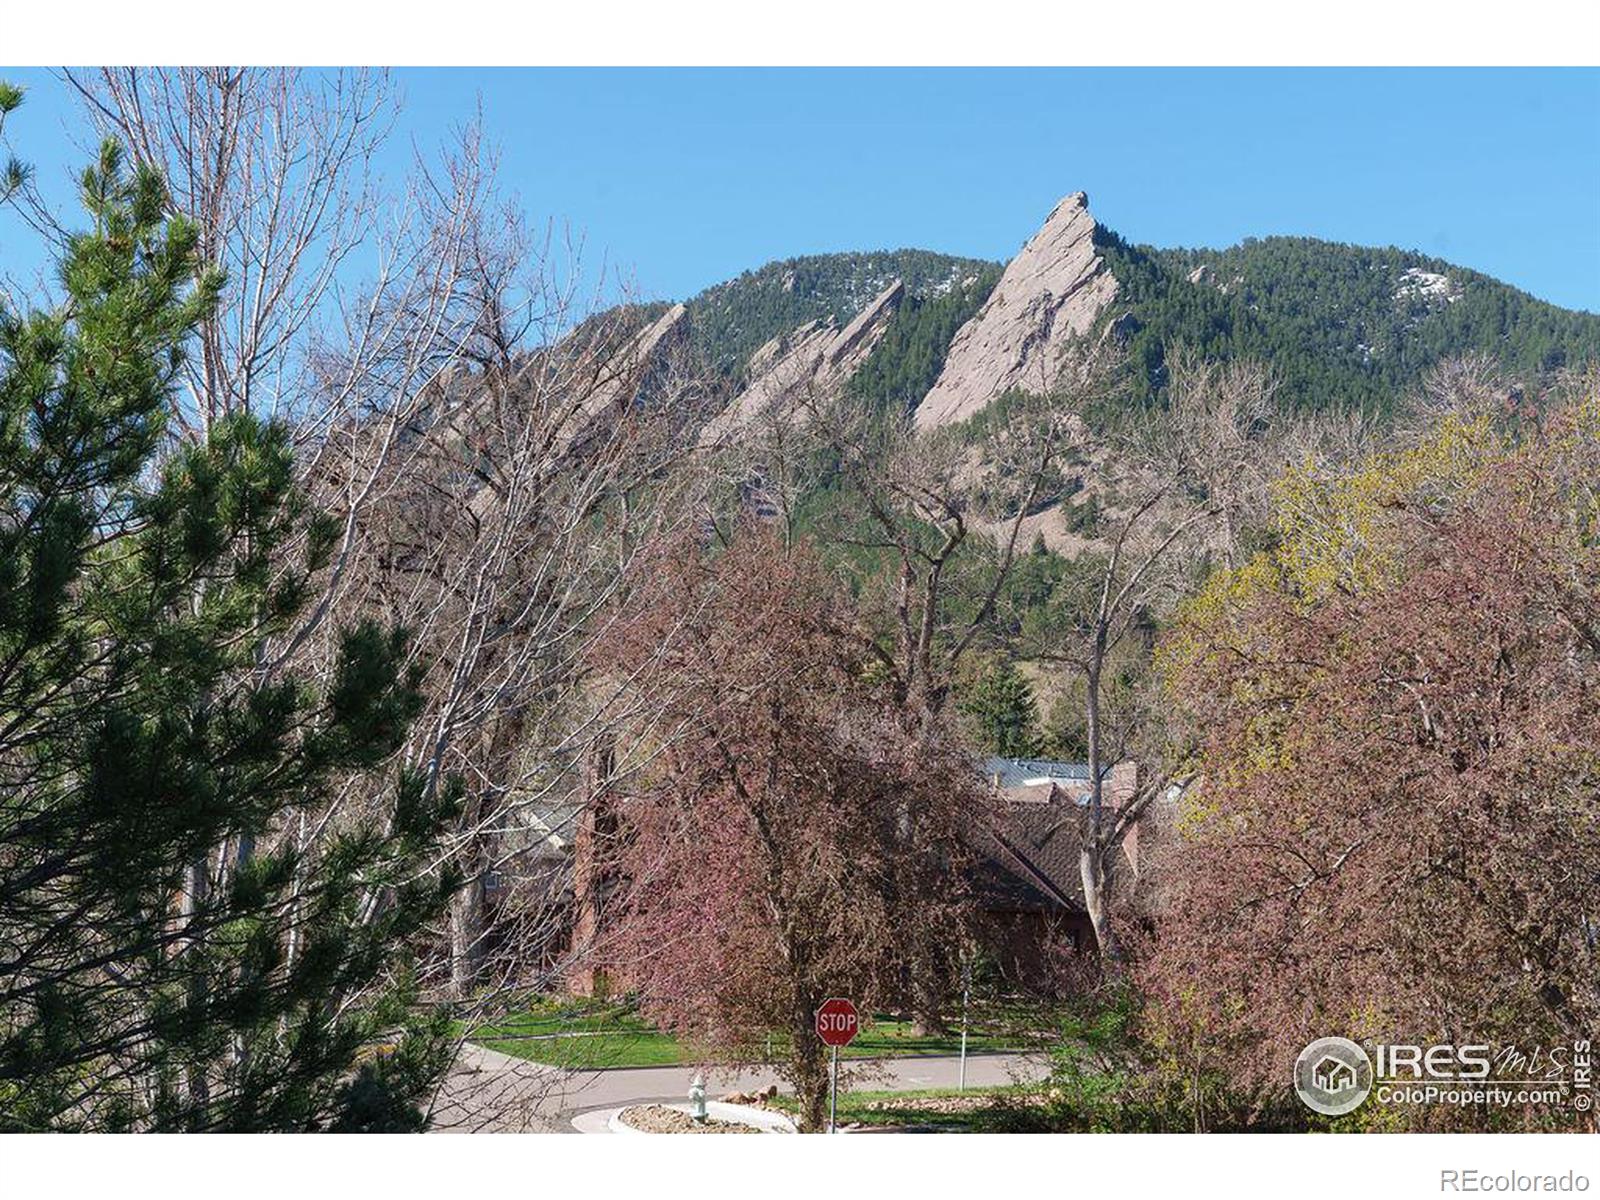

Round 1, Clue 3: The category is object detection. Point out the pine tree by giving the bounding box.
[0,124,459,1130]
[960,660,1042,757]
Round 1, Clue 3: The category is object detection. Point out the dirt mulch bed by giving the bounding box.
[618,1105,763,1134]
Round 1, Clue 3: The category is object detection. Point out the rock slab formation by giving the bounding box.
[585,302,689,416]
[915,192,1117,430]
[701,279,904,442]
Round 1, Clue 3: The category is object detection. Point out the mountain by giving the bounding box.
[671,195,1600,431]
[1098,230,1600,414]
[683,249,996,382]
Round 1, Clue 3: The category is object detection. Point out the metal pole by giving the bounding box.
[829,1043,839,1133]
[958,962,971,1092]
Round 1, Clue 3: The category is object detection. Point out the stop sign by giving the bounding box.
[815,997,860,1047]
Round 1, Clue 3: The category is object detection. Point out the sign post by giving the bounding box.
[958,960,971,1092]
[815,997,860,1134]
[830,1043,838,1133]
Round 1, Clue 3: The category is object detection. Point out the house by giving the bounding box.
[557,750,1176,995]
[972,756,1168,986]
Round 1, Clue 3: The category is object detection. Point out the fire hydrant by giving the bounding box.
[688,1073,707,1124]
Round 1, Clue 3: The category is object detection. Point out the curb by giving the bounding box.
[573,1101,797,1135]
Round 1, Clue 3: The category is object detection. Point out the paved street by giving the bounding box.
[428,1045,1050,1133]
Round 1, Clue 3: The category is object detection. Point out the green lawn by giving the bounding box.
[845,1018,1020,1058]
[465,997,1036,1070]
[467,1000,686,1069]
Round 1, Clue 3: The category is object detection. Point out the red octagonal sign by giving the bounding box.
[815,997,860,1047]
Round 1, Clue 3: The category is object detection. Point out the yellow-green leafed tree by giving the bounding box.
[1144,367,1600,1131]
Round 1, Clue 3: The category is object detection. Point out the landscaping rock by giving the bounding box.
[864,1091,1044,1116]
[720,1084,779,1106]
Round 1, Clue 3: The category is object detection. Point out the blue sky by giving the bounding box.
[3,68,1598,311]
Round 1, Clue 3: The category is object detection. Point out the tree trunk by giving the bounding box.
[181,854,212,1123]
[449,873,487,997]
[909,971,950,1036]
[897,685,952,1036]
[1080,633,1124,971]
[1079,844,1124,973]
[790,1013,831,1133]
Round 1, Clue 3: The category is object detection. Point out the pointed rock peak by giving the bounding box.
[1024,191,1099,251]
[700,279,905,445]
[1050,191,1091,217]
[866,277,907,310]
[915,192,1117,430]
[640,303,688,347]
[578,302,689,419]
[827,279,905,367]
[1023,192,1095,245]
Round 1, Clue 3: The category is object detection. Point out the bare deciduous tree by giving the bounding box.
[65,67,398,438]
[698,353,1118,1030]
[48,70,721,1128]
[1020,353,1286,966]
[802,373,1094,727]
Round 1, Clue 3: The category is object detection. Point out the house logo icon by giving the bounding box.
[1294,1037,1373,1116]
[1312,1054,1357,1094]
